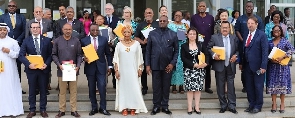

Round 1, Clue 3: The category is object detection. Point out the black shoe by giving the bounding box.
[142,89,147,95]
[244,107,253,112]
[242,88,246,93]
[46,90,50,95]
[98,108,111,115]
[162,108,172,115]
[229,109,238,114]
[187,111,192,115]
[219,108,226,113]
[89,109,98,116]
[205,88,213,94]
[250,108,261,114]
[113,85,116,89]
[35,90,39,95]
[22,90,26,94]
[150,107,160,115]
[193,107,201,114]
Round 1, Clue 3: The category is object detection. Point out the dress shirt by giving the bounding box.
[9,13,16,23]
[245,29,256,47]
[32,34,41,49]
[67,19,75,25]
[35,18,43,33]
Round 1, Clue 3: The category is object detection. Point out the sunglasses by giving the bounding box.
[8,5,16,8]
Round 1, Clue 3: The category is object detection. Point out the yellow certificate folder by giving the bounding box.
[268,47,290,66]
[198,52,206,64]
[0,60,4,72]
[82,44,99,64]
[211,46,225,60]
[113,23,124,39]
[26,55,44,69]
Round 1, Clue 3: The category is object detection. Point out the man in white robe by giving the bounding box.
[0,23,24,117]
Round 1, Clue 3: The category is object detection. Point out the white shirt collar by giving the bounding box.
[90,35,98,39]
[249,29,257,36]
[9,13,16,17]
[32,34,41,39]
[222,34,229,38]
[35,18,42,23]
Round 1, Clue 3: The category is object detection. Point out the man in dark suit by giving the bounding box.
[264,5,276,25]
[26,6,53,39]
[56,6,85,40]
[81,24,112,116]
[0,1,26,94]
[18,22,52,118]
[207,21,239,114]
[146,16,178,115]
[241,16,268,114]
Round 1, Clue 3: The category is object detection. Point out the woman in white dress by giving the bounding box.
[113,25,148,116]
[0,23,24,117]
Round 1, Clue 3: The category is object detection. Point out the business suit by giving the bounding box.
[80,35,112,111]
[56,18,86,40]
[264,16,270,26]
[0,13,26,83]
[241,29,268,111]
[25,18,53,38]
[207,34,239,110]
[18,35,52,112]
[104,15,119,30]
[146,28,178,109]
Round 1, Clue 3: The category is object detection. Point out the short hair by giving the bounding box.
[159,15,168,20]
[271,25,284,38]
[30,22,40,28]
[284,7,290,13]
[92,10,101,15]
[247,16,258,23]
[231,10,240,18]
[270,5,276,9]
[66,6,74,12]
[159,5,167,12]
[271,10,284,23]
[246,1,254,6]
[121,25,133,34]
[105,3,114,9]
[123,6,133,19]
[221,21,230,27]
[183,11,189,17]
[217,9,229,19]
[43,8,51,14]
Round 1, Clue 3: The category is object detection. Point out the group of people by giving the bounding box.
[0,0,294,118]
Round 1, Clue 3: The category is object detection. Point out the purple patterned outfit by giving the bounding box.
[266,38,295,94]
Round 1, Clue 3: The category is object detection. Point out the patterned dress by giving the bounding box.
[266,38,295,94]
[183,49,206,91]
[168,22,188,85]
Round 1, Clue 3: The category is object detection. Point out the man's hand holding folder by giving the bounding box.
[82,44,99,64]
[211,46,225,60]
[26,55,44,69]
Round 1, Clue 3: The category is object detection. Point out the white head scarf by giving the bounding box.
[0,23,10,32]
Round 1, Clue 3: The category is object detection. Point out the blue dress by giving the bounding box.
[266,38,295,94]
[168,22,188,85]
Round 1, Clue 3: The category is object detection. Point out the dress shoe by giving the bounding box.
[150,107,160,115]
[187,111,192,115]
[205,88,213,94]
[40,111,48,117]
[219,108,226,113]
[229,109,238,114]
[48,85,52,90]
[193,107,201,114]
[244,107,253,112]
[271,104,277,113]
[279,105,285,113]
[162,108,172,115]
[55,111,65,118]
[242,88,247,93]
[250,108,261,114]
[46,90,50,95]
[26,112,36,118]
[89,109,98,116]
[99,108,111,115]
[22,90,26,94]
[71,111,81,117]
[142,89,147,95]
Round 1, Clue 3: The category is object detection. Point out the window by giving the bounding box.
[76,0,101,19]
[172,0,193,20]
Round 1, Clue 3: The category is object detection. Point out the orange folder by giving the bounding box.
[211,46,225,60]
[82,44,99,64]
[268,47,290,66]
[0,60,4,72]
[26,55,44,69]
[198,52,206,64]
[113,23,124,39]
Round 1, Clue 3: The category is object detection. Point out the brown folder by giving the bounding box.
[82,44,99,64]
[211,46,225,60]
[113,23,124,39]
[26,55,44,69]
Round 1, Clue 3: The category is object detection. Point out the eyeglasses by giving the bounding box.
[159,20,167,23]
[30,27,40,29]
[273,29,281,32]
[105,8,112,11]
[8,5,16,8]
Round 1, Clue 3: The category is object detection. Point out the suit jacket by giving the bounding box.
[104,15,120,30]
[56,18,86,40]
[264,16,270,26]
[0,13,26,44]
[18,35,52,73]
[207,33,239,74]
[80,36,112,75]
[25,18,53,38]
[145,28,179,70]
[241,29,268,72]
[181,42,209,69]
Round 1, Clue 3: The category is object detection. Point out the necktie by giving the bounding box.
[34,38,41,55]
[246,33,252,47]
[93,37,97,50]
[224,37,229,66]
[107,17,110,24]
[10,14,15,29]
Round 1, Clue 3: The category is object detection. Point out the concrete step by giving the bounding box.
[23,97,295,112]
[22,91,295,102]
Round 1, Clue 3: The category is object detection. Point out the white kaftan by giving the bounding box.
[113,41,148,113]
[0,36,24,117]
